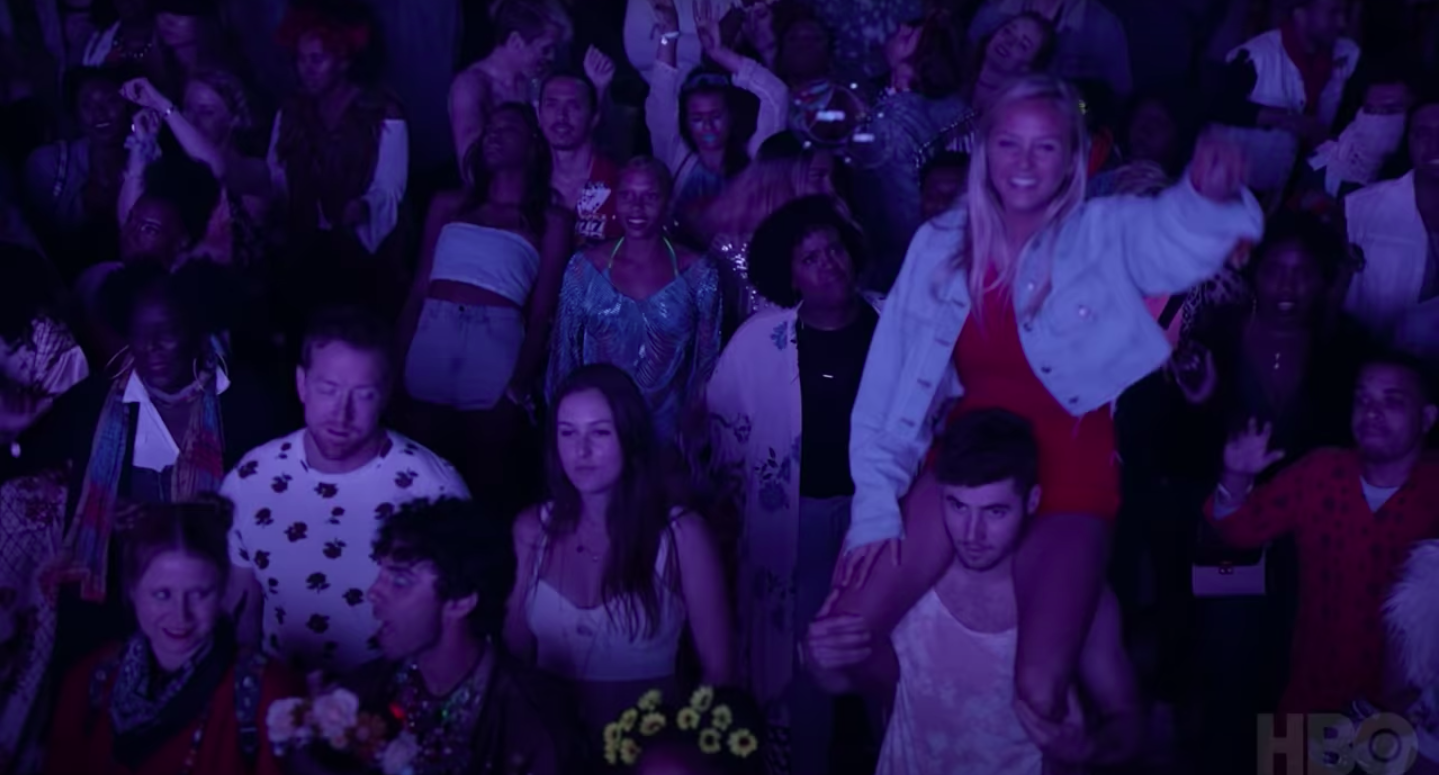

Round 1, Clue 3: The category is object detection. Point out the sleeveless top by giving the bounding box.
[523,506,687,682]
[878,588,1042,775]
[428,223,541,307]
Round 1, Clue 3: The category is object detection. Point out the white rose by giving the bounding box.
[380,732,419,775]
[310,689,361,744]
[265,698,305,746]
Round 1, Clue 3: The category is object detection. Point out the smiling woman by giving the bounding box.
[43,500,301,775]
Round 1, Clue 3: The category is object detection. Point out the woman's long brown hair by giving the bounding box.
[544,364,675,638]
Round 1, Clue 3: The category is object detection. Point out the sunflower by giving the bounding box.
[639,712,667,737]
[728,729,759,758]
[619,708,639,732]
[677,707,701,731]
[698,728,723,754]
[637,689,663,712]
[689,686,715,713]
[619,738,642,766]
[710,705,733,731]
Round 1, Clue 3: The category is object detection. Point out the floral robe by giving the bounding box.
[703,299,880,768]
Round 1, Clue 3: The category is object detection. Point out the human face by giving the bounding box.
[985,16,1045,75]
[556,388,623,495]
[883,21,921,70]
[684,91,731,154]
[297,342,388,464]
[368,557,448,661]
[481,108,536,171]
[791,226,855,308]
[296,32,347,96]
[121,197,187,262]
[130,297,196,393]
[1295,0,1348,49]
[1127,99,1178,167]
[986,98,1072,216]
[78,79,128,146]
[538,76,594,152]
[802,151,836,197]
[616,167,669,239]
[131,551,223,672]
[1253,241,1324,329]
[779,18,829,81]
[1408,105,1439,183]
[921,165,967,221]
[156,12,201,48]
[941,479,1035,572]
[183,80,235,147]
[1352,364,1437,463]
[512,27,560,80]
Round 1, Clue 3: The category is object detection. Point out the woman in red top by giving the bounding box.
[44,501,297,775]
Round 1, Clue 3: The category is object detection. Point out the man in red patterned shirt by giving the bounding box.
[1210,354,1439,714]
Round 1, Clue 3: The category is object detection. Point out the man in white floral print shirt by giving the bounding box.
[222,307,468,674]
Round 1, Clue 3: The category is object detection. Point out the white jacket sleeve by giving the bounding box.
[644,61,688,173]
[734,57,789,158]
[845,221,957,550]
[356,119,409,255]
[1093,172,1265,297]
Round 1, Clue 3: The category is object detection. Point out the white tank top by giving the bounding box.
[427,222,540,307]
[523,506,687,681]
[878,588,1043,775]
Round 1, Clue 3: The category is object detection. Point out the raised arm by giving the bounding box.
[643,1,687,172]
[693,2,787,158]
[118,110,161,226]
[1205,420,1312,548]
[1093,132,1264,297]
[122,78,230,179]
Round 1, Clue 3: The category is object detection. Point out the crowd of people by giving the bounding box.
[1,0,1438,773]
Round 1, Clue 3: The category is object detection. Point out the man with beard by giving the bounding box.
[222,307,468,674]
[304,497,586,775]
[804,409,1143,775]
[538,69,623,246]
[1210,354,1439,716]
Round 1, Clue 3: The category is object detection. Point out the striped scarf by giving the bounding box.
[58,364,226,602]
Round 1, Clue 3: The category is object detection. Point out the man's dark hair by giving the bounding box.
[492,0,565,46]
[372,498,517,641]
[299,305,396,381]
[1361,351,1437,405]
[933,409,1040,496]
[140,155,223,247]
[99,258,223,340]
[539,69,598,115]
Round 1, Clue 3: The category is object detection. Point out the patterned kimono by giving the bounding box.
[704,299,880,773]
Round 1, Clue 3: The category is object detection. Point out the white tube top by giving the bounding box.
[428,222,541,307]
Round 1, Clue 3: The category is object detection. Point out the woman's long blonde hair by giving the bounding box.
[702,150,844,238]
[958,74,1088,315]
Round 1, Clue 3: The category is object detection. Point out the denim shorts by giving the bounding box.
[403,300,524,411]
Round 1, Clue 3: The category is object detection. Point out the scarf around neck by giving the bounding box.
[107,622,236,770]
[59,360,227,601]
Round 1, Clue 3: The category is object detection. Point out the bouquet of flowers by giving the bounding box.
[603,685,760,767]
[267,688,419,775]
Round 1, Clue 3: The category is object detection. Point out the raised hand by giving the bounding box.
[131,107,162,140]
[651,0,679,36]
[694,0,722,54]
[1223,418,1285,478]
[121,77,170,112]
[1190,130,1246,203]
[583,46,616,95]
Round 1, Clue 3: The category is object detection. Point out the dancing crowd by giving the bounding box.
[0,0,1437,773]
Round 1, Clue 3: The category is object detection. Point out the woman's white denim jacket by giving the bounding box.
[845,174,1264,550]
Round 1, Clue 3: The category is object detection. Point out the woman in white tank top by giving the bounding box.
[503,364,734,740]
[396,103,573,509]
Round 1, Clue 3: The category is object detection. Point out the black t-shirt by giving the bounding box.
[797,305,879,499]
